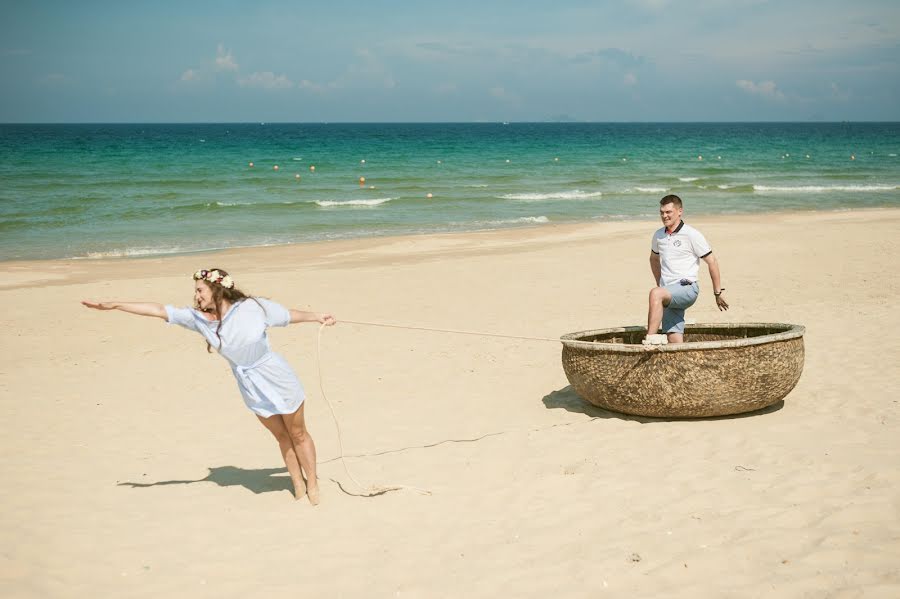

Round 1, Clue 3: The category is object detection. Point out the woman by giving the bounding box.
[82,268,335,505]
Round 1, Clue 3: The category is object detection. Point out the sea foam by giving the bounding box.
[483,216,550,225]
[499,190,602,200]
[454,216,550,228]
[753,184,898,193]
[209,201,255,207]
[78,246,196,259]
[314,198,393,207]
[629,186,668,193]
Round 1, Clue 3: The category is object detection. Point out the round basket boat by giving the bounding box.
[560,323,805,418]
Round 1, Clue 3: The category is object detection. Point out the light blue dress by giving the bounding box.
[165,298,305,418]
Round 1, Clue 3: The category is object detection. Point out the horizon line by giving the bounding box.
[2,120,898,126]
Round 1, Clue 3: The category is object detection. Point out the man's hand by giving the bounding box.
[715,293,729,311]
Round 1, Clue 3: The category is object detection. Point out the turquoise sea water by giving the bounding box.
[1,123,898,261]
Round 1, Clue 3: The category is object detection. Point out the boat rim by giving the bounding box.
[559,322,806,353]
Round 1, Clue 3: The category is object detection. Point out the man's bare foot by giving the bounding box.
[307,483,320,506]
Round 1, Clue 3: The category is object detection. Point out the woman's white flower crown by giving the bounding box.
[193,269,235,289]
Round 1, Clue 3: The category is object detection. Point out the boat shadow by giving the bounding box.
[542,385,784,423]
[118,465,294,495]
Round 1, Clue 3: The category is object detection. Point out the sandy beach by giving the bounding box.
[1,208,898,597]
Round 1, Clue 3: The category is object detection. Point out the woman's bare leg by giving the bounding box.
[256,414,307,500]
[282,403,319,505]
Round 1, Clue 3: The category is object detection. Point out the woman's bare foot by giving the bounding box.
[292,478,307,501]
[306,481,320,506]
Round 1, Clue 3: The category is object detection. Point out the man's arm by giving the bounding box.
[649,252,661,285]
[701,253,729,311]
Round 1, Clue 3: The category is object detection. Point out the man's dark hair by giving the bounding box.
[660,194,683,209]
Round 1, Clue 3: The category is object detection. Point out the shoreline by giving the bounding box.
[3,206,899,290]
[4,121,898,267]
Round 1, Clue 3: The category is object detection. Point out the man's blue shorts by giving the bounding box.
[662,280,699,334]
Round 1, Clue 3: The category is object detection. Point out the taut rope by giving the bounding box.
[339,318,563,344]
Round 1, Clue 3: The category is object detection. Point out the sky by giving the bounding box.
[1,0,898,122]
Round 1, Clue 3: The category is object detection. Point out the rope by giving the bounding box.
[313,319,563,497]
[315,324,431,497]
[340,318,564,344]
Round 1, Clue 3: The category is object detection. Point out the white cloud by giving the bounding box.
[215,44,238,71]
[624,72,638,86]
[293,48,399,93]
[180,69,199,82]
[238,71,294,90]
[736,79,785,100]
[489,86,507,99]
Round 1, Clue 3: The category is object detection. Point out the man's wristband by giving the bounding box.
[714,289,725,296]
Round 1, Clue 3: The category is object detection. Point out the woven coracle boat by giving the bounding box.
[560,323,805,418]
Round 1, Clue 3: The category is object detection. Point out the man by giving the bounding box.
[644,195,728,345]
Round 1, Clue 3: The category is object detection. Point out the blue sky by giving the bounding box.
[1,0,898,122]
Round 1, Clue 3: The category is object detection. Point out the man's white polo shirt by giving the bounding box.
[650,221,712,286]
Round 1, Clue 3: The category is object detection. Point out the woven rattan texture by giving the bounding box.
[561,324,805,418]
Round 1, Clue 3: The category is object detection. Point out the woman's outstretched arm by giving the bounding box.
[288,309,336,326]
[82,301,168,320]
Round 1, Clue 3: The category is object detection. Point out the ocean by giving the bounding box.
[1,122,897,261]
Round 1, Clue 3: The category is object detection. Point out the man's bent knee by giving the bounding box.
[649,287,671,305]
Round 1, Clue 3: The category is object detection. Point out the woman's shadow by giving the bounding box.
[118,465,293,495]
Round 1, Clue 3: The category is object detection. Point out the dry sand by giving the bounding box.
[1,209,898,597]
